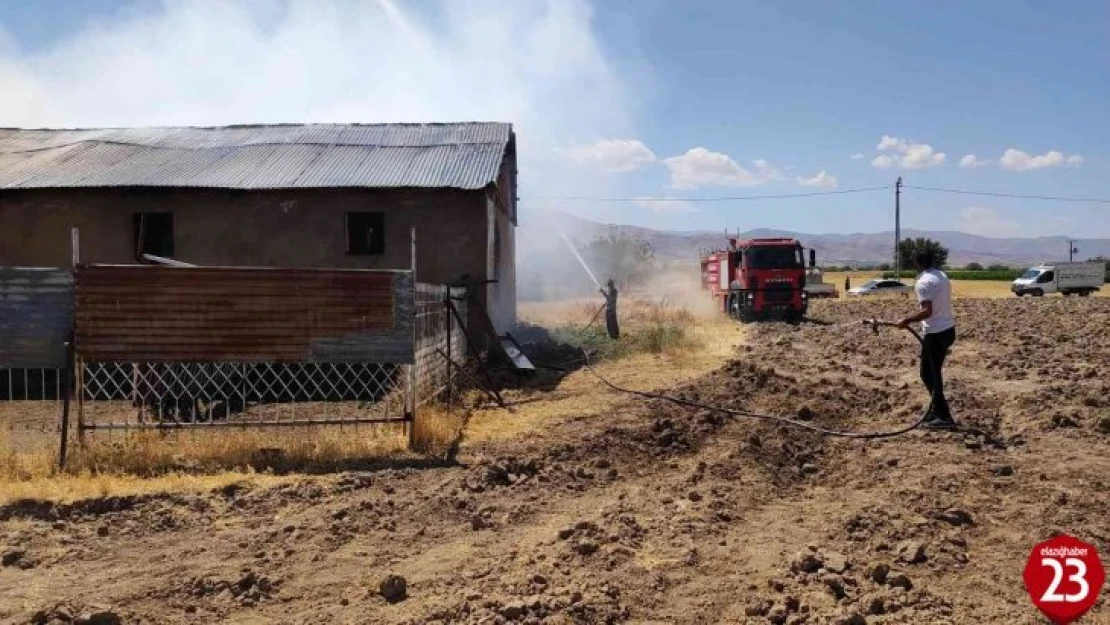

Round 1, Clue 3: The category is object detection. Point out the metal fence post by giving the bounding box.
[58,340,73,469]
[445,290,452,406]
[407,228,417,449]
[70,227,84,451]
[75,358,86,448]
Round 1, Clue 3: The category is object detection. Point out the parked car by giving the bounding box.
[847,279,913,297]
[1011,262,1104,297]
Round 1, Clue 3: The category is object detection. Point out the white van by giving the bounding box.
[1011,262,1104,297]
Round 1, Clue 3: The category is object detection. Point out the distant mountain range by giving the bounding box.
[520,210,1110,267]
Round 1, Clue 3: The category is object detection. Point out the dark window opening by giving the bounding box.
[133,212,174,261]
[1039,271,1055,283]
[346,212,385,255]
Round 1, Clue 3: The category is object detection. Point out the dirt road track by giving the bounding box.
[1,298,1108,624]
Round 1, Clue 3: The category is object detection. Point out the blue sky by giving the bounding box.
[1,0,1108,238]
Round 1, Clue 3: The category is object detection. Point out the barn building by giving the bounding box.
[0,122,518,333]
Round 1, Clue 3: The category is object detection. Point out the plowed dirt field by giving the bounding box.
[2,298,1108,624]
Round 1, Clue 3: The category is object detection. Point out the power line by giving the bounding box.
[905,185,1110,204]
[527,186,890,203]
[527,183,1110,205]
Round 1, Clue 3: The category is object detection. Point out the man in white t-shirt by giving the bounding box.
[897,248,957,429]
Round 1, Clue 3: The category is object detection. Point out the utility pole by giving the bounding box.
[894,177,902,279]
[1068,240,1078,262]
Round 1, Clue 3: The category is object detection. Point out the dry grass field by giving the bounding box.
[825,270,1108,299]
[469,297,745,443]
[1,288,1108,623]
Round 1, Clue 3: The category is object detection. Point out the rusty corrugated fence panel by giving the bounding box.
[0,268,74,368]
[75,266,414,363]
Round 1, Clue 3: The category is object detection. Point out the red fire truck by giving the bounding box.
[699,237,815,322]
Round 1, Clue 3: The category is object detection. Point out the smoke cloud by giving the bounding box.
[0,0,657,305]
[0,0,639,202]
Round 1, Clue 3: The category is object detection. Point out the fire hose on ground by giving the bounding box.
[571,302,944,439]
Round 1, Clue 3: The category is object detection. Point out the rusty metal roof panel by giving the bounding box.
[74,265,414,363]
[0,268,74,369]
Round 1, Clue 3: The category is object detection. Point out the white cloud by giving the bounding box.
[850,153,864,160]
[871,135,946,169]
[796,170,838,190]
[631,196,697,214]
[662,148,781,189]
[0,0,637,204]
[959,154,989,169]
[566,138,656,172]
[752,159,785,182]
[876,135,902,151]
[870,154,897,168]
[999,148,1084,171]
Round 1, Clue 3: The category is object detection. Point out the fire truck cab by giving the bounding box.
[700,237,811,322]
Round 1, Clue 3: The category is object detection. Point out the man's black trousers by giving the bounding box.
[920,327,956,420]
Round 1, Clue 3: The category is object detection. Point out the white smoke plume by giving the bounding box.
[0,0,640,204]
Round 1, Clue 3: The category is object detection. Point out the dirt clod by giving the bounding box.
[936,509,974,526]
[823,550,849,574]
[745,599,773,616]
[2,549,24,567]
[822,574,847,599]
[379,574,408,603]
[993,465,1014,477]
[791,551,824,574]
[573,538,600,556]
[866,597,886,615]
[886,572,913,591]
[869,563,890,585]
[500,600,526,620]
[74,610,122,625]
[1096,415,1110,434]
[897,541,926,564]
[835,611,867,625]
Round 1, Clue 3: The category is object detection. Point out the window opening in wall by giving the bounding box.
[133,212,174,261]
[346,212,385,255]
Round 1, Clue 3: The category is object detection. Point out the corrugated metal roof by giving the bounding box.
[0,122,512,191]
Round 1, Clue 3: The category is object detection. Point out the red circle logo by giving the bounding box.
[1023,534,1105,624]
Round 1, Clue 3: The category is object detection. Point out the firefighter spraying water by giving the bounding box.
[551,220,622,340]
[602,278,619,339]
